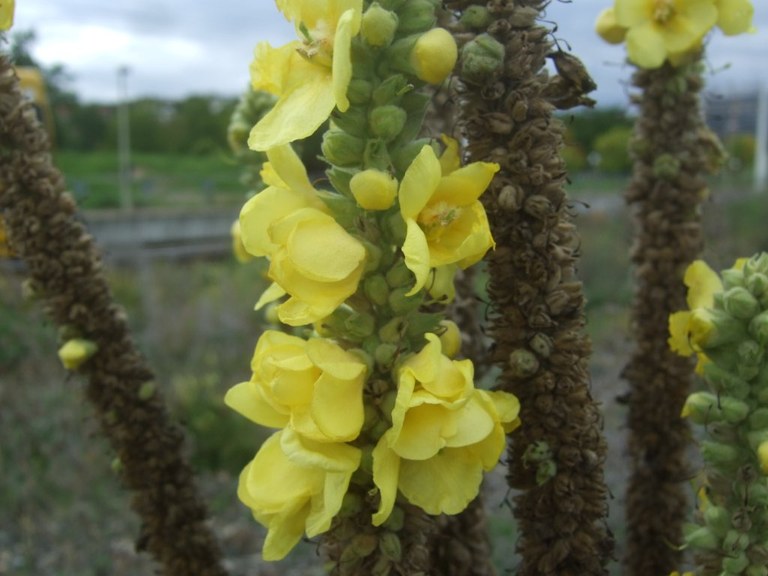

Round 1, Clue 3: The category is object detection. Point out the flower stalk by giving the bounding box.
[447,1,612,574]
[0,56,228,575]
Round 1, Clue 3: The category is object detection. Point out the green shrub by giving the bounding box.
[594,126,633,174]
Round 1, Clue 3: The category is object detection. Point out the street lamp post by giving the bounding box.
[117,65,134,210]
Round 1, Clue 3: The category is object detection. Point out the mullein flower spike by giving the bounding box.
[671,254,768,576]
[227,0,518,564]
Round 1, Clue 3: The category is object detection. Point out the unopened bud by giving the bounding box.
[459,5,491,30]
[379,532,402,562]
[389,286,423,314]
[383,505,405,531]
[461,34,505,83]
[350,169,398,211]
[370,105,407,142]
[411,28,457,84]
[723,286,760,319]
[703,505,731,536]
[379,317,406,343]
[374,343,398,367]
[721,267,746,290]
[345,312,376,339]
[758,441,768,475]
[748,272,768,300]
[723,529,750,553]
[750,408,768,431]
[361,3,399,47]
[700,440,742,468]
[722,552,750,575]
[428,265,457,302]
[738,339,764,369]
[364,274,390,306]
[58,338,98,371]
[391,137,435,174]
[750,311,768,346]
[684,524,719,550]
[691,308,744,350]
[321,130,365,166]
[747,565,768,576]
[347,78,373,105]
[397,0,437,34]
[386,259,413,288]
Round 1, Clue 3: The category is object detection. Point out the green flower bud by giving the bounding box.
[382,211,408,244]
[722,552,750,574]
[722,529,750,553]
[684,524,720,550]
[747,272,768,300]
[737,339,764,376]
[693,308,746,350]
[750,311,768,346]
[701,441,742,468]
[345,312,376,340]
[410,28,457,84]
[745,481,768,505]
[721,267,746,290]
[379,532,402,562]
[744,253,768,277]
[365,274,390,306]
[351,169,398,210]
[459,5,492,29]
[704,505,732,536]
[747,565,768,576]
[339,492,365,517]
[138,381,157,401]
[372,74,409,106]
[750,408,768,431]
[379,317,406,343]
[360,446,375,476]
[374,343,398,367]
[264,302,280,325]
[383,505,405,531]
[362,240,383,273]
[703,362,751,399]
[363,403,379,431]
[386,259,413,288]
[347,79,373,105]
[370,105,408,141]
[361,3,399,47]
[320,193,360,229]
[680,391,718,423]
[332,105,369,138]
[322,130,365,166]
[461,34,505,84]
[58,338,98,371]
[405,312,443,340]
[652,153,681,179]
[397,0,438,34]
[388,286,423,314]
[364,138,391,171]
[508,348,540,379]
[723,286,760,319]
[536,460,557,485]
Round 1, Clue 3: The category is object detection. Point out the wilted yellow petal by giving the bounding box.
[668,310,695,356]
[684,260,723,309]
[372,434,401,525]
[403,219,432,295]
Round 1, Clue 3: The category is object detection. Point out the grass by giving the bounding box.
[53,151,247,210]
[2,176,768,574]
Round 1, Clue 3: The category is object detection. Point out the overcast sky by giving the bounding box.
[9,0,768,108]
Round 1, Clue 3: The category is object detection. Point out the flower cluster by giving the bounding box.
[595,0,754,68]
[670,254,768,575]
[227,0,520,563]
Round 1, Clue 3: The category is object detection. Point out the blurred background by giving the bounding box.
[1,2,768,574]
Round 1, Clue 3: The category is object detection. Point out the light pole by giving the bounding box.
[117,65,134,210]
[756,82,768,193]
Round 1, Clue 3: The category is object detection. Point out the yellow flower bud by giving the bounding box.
[350,169,398,210]
[411,28,458,85]
[0,0,14,31]
[758,441,768,475]
[595,8,626,44]
[58,338,98,370]
[230,220,253,264]
[438,320,461,358]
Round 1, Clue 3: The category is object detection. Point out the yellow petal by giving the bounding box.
[400,145,442,219]
[240,186,314,258]
[267,144,317,197]
[625,24,668,69]
[332,9,359,112]
[306,338,367,380]
[350,169,398,210]
[444,394,496,448]
[249,41,297,96]
[400,333,442,384]
[398,448,482,515]
[372,434,401,526]
[428,265,457,302]
[403,219,431,295]
[224,381,290,428]
[1,0,14,31]
[255,282,287,311]
[306,470,354,536]
[614,0,654,27]
[685,260,723,309]
[439,135,461,175]
[260,504,310,561]
[280,428,361,472]
[483,389,521,426]
[420,356,471,399]
[430,162,499,207]
[428,202,494,269]
[287,215,366,282]
[392,404,452,460]
[466,423,507,470]
[596,8,628,44]
[310,372,365,441]
[669,310,695,356]
[248,59,335,151]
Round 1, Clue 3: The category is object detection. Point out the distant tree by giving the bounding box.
[594,126,633,174]
[559,107,634,155]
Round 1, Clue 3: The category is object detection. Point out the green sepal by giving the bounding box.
[326,166,356,197]
[395,0,438,35]
[372,74,409,106]
[364,138,392,171]
[405,312,443,340]
[332,105,370,138]
[391,91,431,148]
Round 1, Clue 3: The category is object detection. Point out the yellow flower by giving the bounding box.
[247,0,363,150]
[715,0,754,35]
[372,334,520,524]
[399,143,498,295]
[0,0,14,31]
[255,207,367,325]
[595,8,628,43]
[239,145,366,325]
[614,0,718,69]
[668,259,723,371]
[237,428,360,560]
[225,330,367,442]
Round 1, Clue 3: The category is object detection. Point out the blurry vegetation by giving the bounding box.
[725,133,756,170]
[593,126,633,174]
